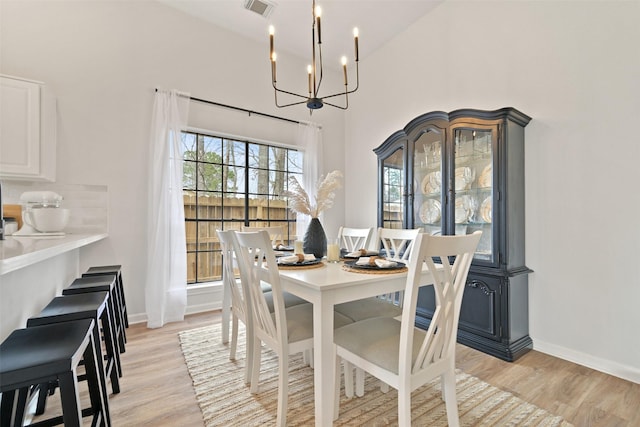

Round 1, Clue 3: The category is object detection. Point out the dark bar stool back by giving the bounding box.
[0,319,110,427]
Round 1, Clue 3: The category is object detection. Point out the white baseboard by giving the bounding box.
[125,282,224,326]
[533,339,640,384]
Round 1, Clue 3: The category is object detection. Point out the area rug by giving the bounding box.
[179,325,572,426]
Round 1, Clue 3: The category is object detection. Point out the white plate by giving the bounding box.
[478,164,492,188]
[480,196,492,223]
[421,171,441,194]
[419,199,441,224]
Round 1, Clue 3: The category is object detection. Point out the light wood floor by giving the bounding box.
[36,310,640,426]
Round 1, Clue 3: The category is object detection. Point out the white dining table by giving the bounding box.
[277,261,435,427]
[220,260,436,426]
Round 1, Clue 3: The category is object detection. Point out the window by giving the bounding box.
[182,131,303,284]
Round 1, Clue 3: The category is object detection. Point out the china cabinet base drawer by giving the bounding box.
[415,271,532,362]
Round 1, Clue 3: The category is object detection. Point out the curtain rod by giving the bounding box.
[155,88,302,126]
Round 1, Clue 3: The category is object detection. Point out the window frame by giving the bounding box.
[182,127,303,285]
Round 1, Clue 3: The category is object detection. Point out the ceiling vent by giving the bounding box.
[244,0,276,18]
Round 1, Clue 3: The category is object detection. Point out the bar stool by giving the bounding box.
[26,292,121,415]
[82,265,128,329]
[63,275,126,355]
[62,275,125,356]
[0,319,110,427]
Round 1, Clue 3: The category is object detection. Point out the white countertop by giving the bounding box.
[0,233,108,275]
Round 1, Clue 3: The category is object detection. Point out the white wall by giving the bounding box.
[344,1,640,382]
[0,0,345,321]
[2,0,638,384]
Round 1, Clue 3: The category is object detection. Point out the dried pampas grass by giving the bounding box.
[286,170,343,218]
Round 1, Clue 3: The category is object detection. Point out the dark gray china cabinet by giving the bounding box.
[374,107,532,361]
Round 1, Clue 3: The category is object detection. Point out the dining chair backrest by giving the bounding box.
[401,231,481,376]
[371,228,420,307]
[241,225,285,248]
[376,227,420,263]
[337,226,374,252]
[217,229,255,383]
[217,230,247,322]
[234,230,287,353]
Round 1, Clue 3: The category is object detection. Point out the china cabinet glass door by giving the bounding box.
[381,148,405,229]
[452,125,496,263]
[412,128,444,236]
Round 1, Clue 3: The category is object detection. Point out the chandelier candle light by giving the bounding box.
[269,0,359,111]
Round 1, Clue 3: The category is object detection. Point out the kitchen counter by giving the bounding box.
[0,233,108,275]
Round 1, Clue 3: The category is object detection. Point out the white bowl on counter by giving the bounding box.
[24,208,70,233]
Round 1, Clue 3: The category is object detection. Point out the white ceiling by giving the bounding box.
[157,0,443,69]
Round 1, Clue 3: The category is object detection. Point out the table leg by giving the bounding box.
[313,297,335,427]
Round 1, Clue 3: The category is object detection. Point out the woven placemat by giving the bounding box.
[277,261,326,270]
[342,264,408,274]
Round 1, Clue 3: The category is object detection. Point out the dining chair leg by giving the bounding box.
[397,386,412,427]
[276,353,289,427]
[243,327,254,385]
[250,337,262,394]
[443,370,460,427]
[334,356,341,421]
[343,361,354,398]
[230,316,238,360]
[356,367,366,396]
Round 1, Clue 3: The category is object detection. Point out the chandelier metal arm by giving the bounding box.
[272,83,311,108]
[319,62,359,101]
[272,82,309,101]
[321,99,348,110]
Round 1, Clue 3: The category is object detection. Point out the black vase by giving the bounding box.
[303,217,327,259]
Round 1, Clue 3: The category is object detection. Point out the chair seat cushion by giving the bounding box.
[334,316,426,374]
[335,297,403,322]
[272,303,354,343]
[263,291,308,313]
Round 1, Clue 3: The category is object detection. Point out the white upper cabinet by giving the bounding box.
[1,75,56,182]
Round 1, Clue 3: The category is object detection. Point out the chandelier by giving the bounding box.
[268,0,360,112]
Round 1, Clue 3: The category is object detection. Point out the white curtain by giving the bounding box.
[297,122,323,237]
[145,89,190,328]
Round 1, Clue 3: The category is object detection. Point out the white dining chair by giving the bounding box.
[241,224,286,248]
[335,227,420,323]
[337,226,374,252]
[240,225,307,310]
[333,231,482,426]
[233,230,353,427]
[217,229,254,384]
[334,227,421,397]
[218,229,307,364]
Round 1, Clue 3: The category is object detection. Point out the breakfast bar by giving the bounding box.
[0,232,107,342]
